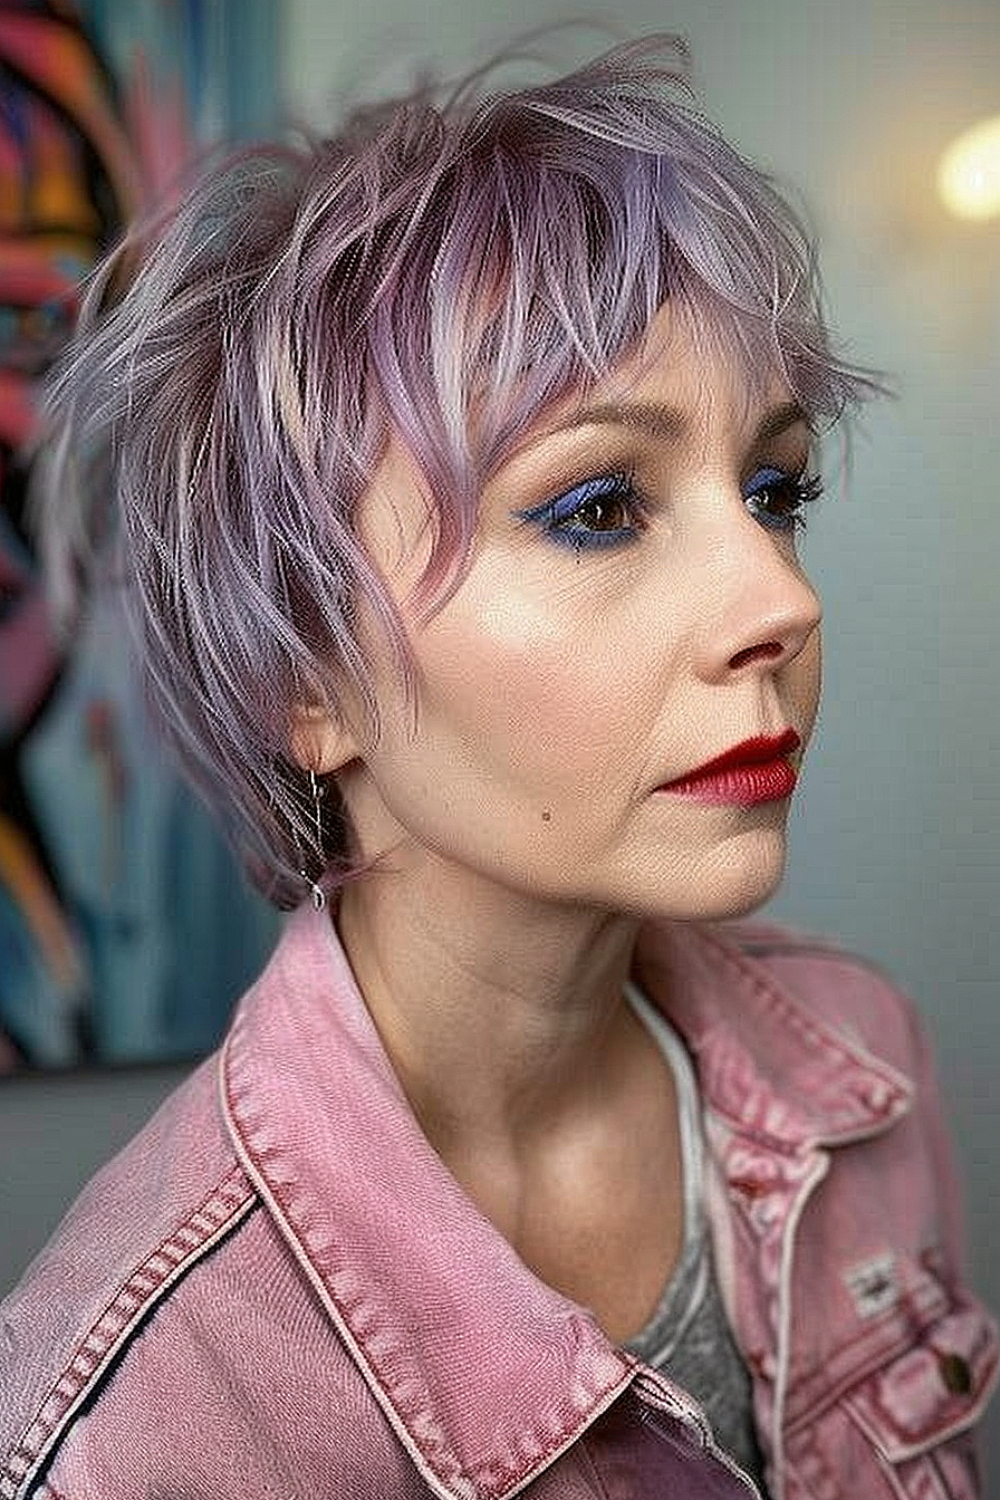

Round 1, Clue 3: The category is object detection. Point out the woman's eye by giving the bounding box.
[513,473,643,552]
[742,466,823,534]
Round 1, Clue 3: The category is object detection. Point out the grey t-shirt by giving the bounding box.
[624,984,770,1497]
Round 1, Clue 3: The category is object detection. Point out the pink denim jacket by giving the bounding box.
[1,907,996,1499]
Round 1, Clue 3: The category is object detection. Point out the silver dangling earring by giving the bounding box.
[300,769,326,912]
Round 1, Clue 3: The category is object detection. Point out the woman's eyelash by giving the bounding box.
[514,464,821,551]
[742,466,824,533]
[513,472,645,552]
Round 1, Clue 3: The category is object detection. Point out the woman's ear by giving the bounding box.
[289,703,360,776]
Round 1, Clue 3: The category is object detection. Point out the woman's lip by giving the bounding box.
[658,729,801,805]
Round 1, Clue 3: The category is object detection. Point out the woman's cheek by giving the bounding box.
[792,631,822,745]
[422,613,629,768]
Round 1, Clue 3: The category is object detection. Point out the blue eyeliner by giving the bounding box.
[742,465,823,533]
[513,473,640,552]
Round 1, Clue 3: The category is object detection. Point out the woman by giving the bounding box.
[1,36,995,1500]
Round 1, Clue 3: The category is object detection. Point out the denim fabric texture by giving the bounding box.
[1,908,995,1499]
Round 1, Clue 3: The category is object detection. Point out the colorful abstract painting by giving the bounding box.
[0,0,280,1069]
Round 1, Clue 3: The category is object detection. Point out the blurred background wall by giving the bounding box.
[2,0,998,1473]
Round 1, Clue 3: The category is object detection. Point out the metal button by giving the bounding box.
[937,1351,972,1396]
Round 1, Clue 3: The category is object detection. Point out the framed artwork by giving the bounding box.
[0,0,282,1070]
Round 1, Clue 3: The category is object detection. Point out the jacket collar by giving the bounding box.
[219,907,909,1498]
[219,905,634,1500]
[633,920,912,1151]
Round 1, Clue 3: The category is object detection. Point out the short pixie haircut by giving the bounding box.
[42,35,876,907]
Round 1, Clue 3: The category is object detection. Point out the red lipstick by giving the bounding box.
[660,729,801,807]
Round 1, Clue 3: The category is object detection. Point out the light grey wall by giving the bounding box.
[0,1064,187,1295]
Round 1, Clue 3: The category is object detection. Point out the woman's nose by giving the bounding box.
[694,510,822,682]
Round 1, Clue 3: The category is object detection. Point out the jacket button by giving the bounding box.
[937,1351,972,1395]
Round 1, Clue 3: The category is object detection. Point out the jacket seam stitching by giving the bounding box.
[0,1166,257,1500]
[780,1278,958,1432]
[692,924,914,1136]
[220,1011,637,1500]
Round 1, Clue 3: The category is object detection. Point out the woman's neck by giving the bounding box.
[335,858,683,1342]
[335,855,643,1149]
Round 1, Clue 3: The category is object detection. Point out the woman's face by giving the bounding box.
[326,305,823,923]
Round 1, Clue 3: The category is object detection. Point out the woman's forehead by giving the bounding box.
[511,302,806,458]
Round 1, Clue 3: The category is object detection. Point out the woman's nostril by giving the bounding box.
[729,641,783,671]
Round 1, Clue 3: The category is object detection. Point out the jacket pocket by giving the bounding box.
[785,1295,998,1499]
[842,1297,998,1497]
[843,1298,997,1459]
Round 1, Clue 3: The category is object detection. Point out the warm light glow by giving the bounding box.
[938,114,1000,221]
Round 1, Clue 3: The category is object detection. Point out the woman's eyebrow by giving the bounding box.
[752,400,814,444]
[545,398,812,445]
[551,401,689,441]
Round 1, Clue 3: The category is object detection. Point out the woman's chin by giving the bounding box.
[700,838,789,919]
[637,825,790,924]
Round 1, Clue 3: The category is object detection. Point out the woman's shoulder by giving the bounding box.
[713,917,924,1047]
[712,916,892,973]
[0,1054,258,1492]
[638,915,931,1086]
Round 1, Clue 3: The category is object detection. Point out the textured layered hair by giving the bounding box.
[40,35,877,907]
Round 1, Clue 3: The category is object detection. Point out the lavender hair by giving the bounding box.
[37,35,879,908]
